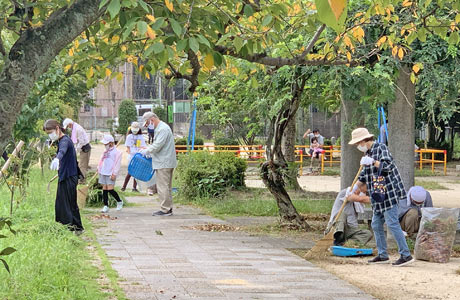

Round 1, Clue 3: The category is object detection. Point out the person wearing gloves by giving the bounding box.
[43,119,84,234]
[326,184,373,246]
[63,118,91,181]
[140,112,177,216]
[349,127,414,267]
[122,122,146,192]
[98,135,123,213]
[398,186,433,238]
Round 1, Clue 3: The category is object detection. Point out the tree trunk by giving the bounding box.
[282,116,302,190]
[0,0,104,153]
[388,66,415,189]
[261,72,310,230]
[340,91,365,190]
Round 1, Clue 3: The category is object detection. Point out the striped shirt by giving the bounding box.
[358,142,406,214]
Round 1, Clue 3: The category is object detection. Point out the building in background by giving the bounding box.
[79,63,192,136]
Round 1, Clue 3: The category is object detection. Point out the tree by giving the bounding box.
[118,99,137,134]
[0,0,105,152]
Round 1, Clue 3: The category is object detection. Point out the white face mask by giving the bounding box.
[357,144,368,152]
[105,144,111,150]
[132,128,140,134]
[49,131,59,141]
[314,134,319,138]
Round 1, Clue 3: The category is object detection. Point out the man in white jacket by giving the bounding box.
[326,185,373,246]
[140,112,177,216]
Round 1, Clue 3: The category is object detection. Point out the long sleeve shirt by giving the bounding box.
[70,122,90,150]
[328,188,365,228]
[143,121,177,169]
[358,142,406,214]
[97,148,122,177]
[56,135,78,182]
[398,191,433,220]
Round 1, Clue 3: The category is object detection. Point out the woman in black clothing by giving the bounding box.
[43,119,84,234]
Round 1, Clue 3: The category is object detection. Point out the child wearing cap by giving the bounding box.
[122,122,147,192]
[98,134,123,213]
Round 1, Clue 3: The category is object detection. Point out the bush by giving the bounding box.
[214,137,239,146]
[117,99,137,134]
[175,137,204,146]
[153,106,167,121]
[176,151,247,199]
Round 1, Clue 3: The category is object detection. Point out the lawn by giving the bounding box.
[0,168,125,299]
[175,187,335,218]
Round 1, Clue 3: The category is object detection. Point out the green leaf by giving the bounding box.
[233,36,244,52]
[189,37,199,53]
[145,44,155,57]
[137,21,148,35]
[152,42,165,54]
[261,15,273,27]
[197,35,211,48]
[107,0,121,19]
[244,4,254,17]
[152,17,165,30]
[448,31,459,45]
[212,51,223,66]
[176,38,188,52]
[315,0,347,32]
[138,0,150,12]
[0,247,16,256]
[406,32,417,45]
[100,0,111,9]
[169,18,182,37]
[418,28,427,42]
[0,259,10,273]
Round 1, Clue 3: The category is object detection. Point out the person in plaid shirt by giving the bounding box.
[348,128,414,267]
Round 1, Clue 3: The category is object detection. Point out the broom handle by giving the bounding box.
[0,141,25,177]
[331,164,364,226]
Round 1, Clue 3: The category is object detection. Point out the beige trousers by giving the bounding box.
[79,148,91,179]
[156,168,174,212]
[400,208,420,237]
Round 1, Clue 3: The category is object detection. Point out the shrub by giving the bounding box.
[153,106,167,121]
[214,137,239,146]
[176,151,247,199]
[117,99,137,134]
[175,137,204,146]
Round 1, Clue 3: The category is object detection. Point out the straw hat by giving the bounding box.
[348,128,374,145]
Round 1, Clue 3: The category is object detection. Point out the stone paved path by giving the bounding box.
[92,196,375,300]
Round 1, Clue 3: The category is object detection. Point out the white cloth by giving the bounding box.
[125,134,147,161]
[360,156,374,166]
[70,122,90,150]
[142,121,177,169]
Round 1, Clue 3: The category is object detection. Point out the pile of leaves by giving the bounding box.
[415,213,458,263]
[182,223,240,232]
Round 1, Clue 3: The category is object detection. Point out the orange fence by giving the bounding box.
[176,145,447,175]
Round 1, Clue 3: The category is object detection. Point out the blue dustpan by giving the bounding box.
[331,246,373,257]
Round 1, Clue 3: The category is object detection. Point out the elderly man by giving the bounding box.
[140,112,177,216]
[326,184,373,246]
[63,118,91,180]
[398,186,433,238]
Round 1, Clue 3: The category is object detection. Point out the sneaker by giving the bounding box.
[74,229,84,236]
[120,187,126,192]
[152,209,173,216]
[392,255,415,267]
[367,256,390,264]
[147,189,154,196]
[132,188,139,193]
[116,201,123,211]
[101,206,109,213]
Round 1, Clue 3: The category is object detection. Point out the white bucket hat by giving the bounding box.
[101,134,114,145]
[407,186,427,206]
[348,128,374,145]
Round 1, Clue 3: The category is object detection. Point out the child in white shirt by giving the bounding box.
[121,122,147,192]
[98,134,123,213]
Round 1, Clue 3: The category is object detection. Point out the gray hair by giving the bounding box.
[142,112,159,121]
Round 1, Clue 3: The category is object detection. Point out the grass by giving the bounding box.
[175,187,335,218]
[414,168,444,177]
[414,180,449,190]
[0,168,125,299]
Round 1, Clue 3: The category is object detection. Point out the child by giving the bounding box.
[147,120,155,144]
[98,134,123,213]
[310,137,323,171]
[122,122,146,192]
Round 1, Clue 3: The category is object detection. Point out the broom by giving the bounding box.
[306,164,364,257]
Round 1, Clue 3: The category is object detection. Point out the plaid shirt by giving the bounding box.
[358,142,406,214]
